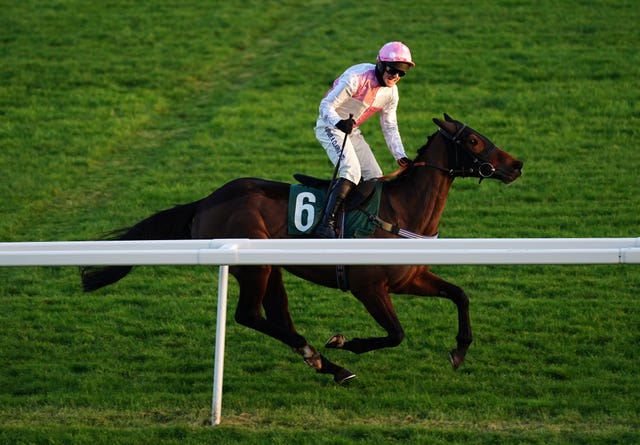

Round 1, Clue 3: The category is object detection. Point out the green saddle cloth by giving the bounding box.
[287,183,382,238]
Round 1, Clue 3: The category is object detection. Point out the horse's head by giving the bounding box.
[426,114,523,184]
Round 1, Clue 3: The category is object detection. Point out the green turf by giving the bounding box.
[1,0,639,443]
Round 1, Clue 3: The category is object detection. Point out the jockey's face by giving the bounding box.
[381,63,406,87]
[383,70,403,87]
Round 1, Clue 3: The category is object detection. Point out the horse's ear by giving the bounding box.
[433,117,457,135]
[444,113,454,122]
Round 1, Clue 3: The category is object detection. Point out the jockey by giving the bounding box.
[314,41,415,238]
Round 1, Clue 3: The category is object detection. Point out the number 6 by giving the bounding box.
[294,192,316,232]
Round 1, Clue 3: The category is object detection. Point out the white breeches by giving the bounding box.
[315,125,383,184]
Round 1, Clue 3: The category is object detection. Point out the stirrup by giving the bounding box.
[314,222,337,239]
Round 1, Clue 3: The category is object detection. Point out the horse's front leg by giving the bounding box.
[404,269,473,369]
[326,282,406,354]
[447,283,472,369]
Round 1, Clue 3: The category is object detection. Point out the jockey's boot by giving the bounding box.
[314,178,355,239]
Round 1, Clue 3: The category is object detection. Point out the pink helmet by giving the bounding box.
[377,41,415,67]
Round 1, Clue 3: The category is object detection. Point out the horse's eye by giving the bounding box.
[470,138,478,146]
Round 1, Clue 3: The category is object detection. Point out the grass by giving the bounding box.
[1,0,639,443]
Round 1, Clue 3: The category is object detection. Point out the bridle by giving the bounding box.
[368,121,500,238]
[377,121,498,183]
[419,123,498,180]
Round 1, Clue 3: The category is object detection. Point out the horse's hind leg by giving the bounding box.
[233,265,305,347]
[262,266,295,332]
[233,265,355,383]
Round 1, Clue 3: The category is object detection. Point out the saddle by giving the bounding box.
[292,174,378,211]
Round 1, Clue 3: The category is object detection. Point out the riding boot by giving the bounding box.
[314,178,355,239]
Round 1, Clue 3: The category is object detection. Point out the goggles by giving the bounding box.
[383,63,407,78]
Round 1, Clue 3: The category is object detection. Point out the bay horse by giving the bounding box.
[81,114,523,383]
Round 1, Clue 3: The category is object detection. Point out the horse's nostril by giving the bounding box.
[513,160,524,171]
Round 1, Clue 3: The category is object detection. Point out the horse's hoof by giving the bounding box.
[325,334,345,349]
[449,350,464,370]
[334,368,356,384]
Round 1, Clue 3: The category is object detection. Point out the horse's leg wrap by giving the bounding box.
[293,344,322,370]
[294,344,356,383]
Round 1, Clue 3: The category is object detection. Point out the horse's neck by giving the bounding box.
[382,168,453,237]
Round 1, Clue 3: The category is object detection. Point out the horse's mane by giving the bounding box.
[416,130,438,157]
[393,131,438,181]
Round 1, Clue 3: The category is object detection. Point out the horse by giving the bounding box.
[81,114,523,384]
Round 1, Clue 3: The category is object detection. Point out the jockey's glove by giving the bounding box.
[335,118,355,135]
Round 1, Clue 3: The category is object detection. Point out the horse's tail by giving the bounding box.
[80,200,201,292]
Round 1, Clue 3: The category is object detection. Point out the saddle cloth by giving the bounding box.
[287,182,382,238]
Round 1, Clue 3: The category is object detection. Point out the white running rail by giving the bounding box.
[1,237,639,425]
[1,238,640,266]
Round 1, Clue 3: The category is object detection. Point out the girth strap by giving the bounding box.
[336,213,349,291]
[356,206,438,240]
[361,211,400,235]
